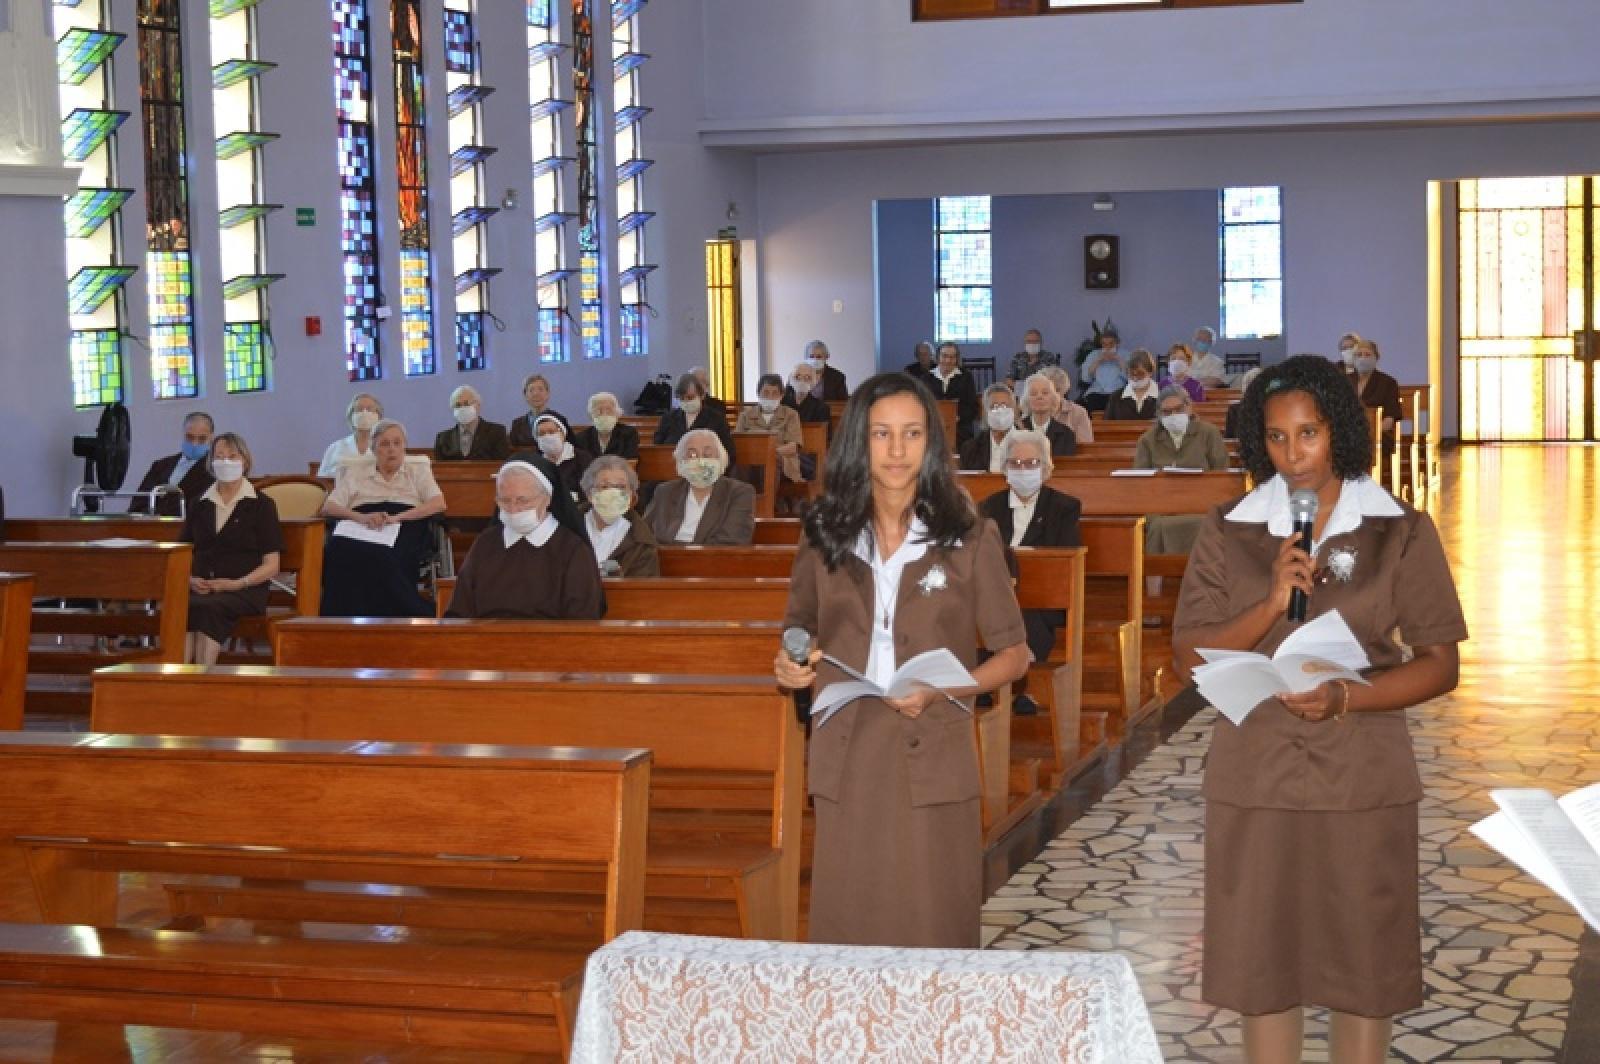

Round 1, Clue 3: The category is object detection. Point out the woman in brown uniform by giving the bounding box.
[774,372,1029,949]
[1173,355,1466,1064]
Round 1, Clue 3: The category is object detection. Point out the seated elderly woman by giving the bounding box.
[580,455,660,577]
[978,430,1082,717]
[961,383,1076,471]
[526,413,593,500]
[571,391,640,459]
[1038,366,1094,443]
[319,419,447,617]
[1106,349,1160,421]
[1016,373,1082,458]
[783,361,832,431]
[318,392,382,476]
[181,432,282,664]
[644,428,755,545]
[1137,387,1231,554]
[508,372,570,449]
[653,372,734,456]
[735,373,807,483]
[445,461,604,620]
[435,385,511,461]
[1161,344,1207,403]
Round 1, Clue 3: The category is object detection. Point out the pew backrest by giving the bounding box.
[0,541,192,661]
[956,470,1244,516]
[0,574,32,729]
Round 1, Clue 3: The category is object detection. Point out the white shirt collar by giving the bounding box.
[935,366,960,382]
[201,478,257,507]
[852,515,933,568]
[502,512,559,549]
[1121,380,1155,400]
[1226,474,1403,548]
[586,508,630,562]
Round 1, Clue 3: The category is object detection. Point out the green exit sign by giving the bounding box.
[295,207,315,227]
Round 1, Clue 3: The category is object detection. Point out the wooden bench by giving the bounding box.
[1010,547,1093,794]
[91,664,802,943]
[434,575,793,621]
[754,517,803,545]
[1080,516,1149,736]
[956,470,1245,516]
[0,732,648,1056]
[427,460,502,520]
[0,574,32,730]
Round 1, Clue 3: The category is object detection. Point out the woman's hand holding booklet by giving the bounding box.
[1193,610,1371,725]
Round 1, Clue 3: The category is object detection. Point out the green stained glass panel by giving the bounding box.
[216,130,279,159]
[70,329,125,407]
[222,273,285,299]
[57,28,125,86]
[224,321,269,393]
[61,109,128,163]
[67,265,136,316]
[219,203,283,228]
[64,188,134,238]
[212,58,276,89]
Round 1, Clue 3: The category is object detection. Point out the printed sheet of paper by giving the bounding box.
[810,649,976,727]
[1470,785,1600,932]
[332,519,401,548]
[1110,468,1159,477]
[1194,610,1372,725]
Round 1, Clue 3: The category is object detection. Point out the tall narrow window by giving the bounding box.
[55,0,131,407]
[444,0,498,371]
[138,0,199,399]
[333,0,381,380]
[612,0,652,357]
[1219,186,1283,339]
[934,195,993,344]
[392,0,436,376]
[528,0,573,362]
[572,0,604,359]
[211,0,280,394]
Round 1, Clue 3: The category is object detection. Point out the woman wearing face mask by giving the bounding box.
[977,431,1082,717]
[644,429,755,545]
[579,456,660,577]
[445,460,603,620]
[1348,340,1402,436]
[653,373,734,457]
[1039,366,1094,443]
[784,362,833,431]
[1137,387,1232,553]
[735,374,807,483]
[1106,350,1161,421]
[1190,327,1230,389]
[320,420,447,617]
[928,342,980,445]
[317,394,383,476]
[525,414,593,501]
[180,433,282,665]
[1336,332,1364,373]
[961,383,1073,471]
[1018,373,1083,456]
[571,392,640,460]
[1161,344,1208,403]
[435,386,510,461]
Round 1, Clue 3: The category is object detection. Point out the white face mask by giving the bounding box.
[536,433,565,459]
[1130,377,1152,394]
[807,357,825,371]
[679,398,702,418]
[592,414,618,433]
[591,487,631,521]
[1023,342,1042,356]
[1167,359,1189,378]
[1339,347,1356,367]
[1005,467,1043,498]
[503,507,544,536]
[758,397,780,415]
[791,379,813,397]
[1161,412,1190,436]
[212,458,244,484]
[1355,355,1377,375]
[987,405,1015,432]
[453,404,478,426]
[679,457,721,488]
[351,409,379,432]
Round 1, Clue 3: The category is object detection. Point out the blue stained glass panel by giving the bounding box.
[57,28,124,86]
[147,251,192,325]
[1222,186,1281,224]
[455,310,487,371]
[528,0,553,28]
[400,249,435,376]
[620,303,645,357]
[938,233,991,286]
[64,188,134,239]
[936,195,990,233]
[61,109,128,163]
[443,9,475,73]
[334,0,382,382]
[224,321,270,392]
[150,323,198,399]
[936,286,993,345]
[67,265,136,316]
[538,306,565,363]
[70,329,125,408]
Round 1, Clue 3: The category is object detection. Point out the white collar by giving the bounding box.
[1122,380,1155,399]
[1009,490,1040,511]
[853,515,934,568]
[202,479,257,507]
[502,512,559,549]
[1226,474,1403,548]
[935,367,960,381]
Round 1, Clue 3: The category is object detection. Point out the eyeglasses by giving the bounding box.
[1005,458,1043,470]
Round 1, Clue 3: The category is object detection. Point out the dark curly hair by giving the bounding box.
[1235,354,1372,484]
[802,372,974,570]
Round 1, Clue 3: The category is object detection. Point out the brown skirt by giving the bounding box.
[808,698,982,949]
[1203,801,1422,1017]
[186,586,268,644]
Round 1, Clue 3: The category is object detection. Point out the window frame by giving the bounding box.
[933,195,994,346]
[1217,185,1284,340]
[913,0,1299,20]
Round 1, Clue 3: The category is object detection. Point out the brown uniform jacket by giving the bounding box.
[1174,494,1466,811]
[734,404,805,482]
[644,477,755,545]
[783,519,1026,808]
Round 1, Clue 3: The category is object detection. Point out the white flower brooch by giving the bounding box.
[1326,546,1359,583]
[917,564,948,595]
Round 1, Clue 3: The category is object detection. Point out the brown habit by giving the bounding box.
[445,525,604,620]
[783,518,1025,948]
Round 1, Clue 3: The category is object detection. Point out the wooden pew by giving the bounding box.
[1010,547,1092,794]
[1080,517,1149,735]
[0,732,649,1056]
[956,470,1245,515]
[92,664,802,944]
[434,575,793,621]
[754,518,803,545]
[427,460,502,520]
[0,574,32,730]
[658,546,795,579]
[731,431,779,519]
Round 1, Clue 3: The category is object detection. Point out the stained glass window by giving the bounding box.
[212,0,275,393]
[391,0,436,376]
[935,196,992,344]
[445,0,494,371]
[613,0,651,356]
[334,0,381,380]
[574,0,605,360]
[705,239,741,401]
[529,0,571,362]
[1218,186,1282,340]
[56,0,129,407]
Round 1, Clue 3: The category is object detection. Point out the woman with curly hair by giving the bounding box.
[773,372,1029,948]
[1172,355,1467,1064]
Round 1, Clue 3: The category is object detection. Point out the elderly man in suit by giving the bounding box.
[806,340,850,401]
[132,411,215,516]
[643,428,755,545]
[435,385,511,461]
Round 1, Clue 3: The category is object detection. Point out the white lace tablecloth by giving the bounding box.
[570,932,1162,1063]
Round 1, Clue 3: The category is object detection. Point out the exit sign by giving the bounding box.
[295,207,315,227]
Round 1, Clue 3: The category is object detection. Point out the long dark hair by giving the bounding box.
[1235,354,1373,484]
[802,372,974,569]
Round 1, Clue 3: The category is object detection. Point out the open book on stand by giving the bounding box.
[1193,610,1371,725]
[1470,783,1600,932]
[810,649,976,728]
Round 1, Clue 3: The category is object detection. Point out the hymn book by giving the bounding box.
[1470,784,1600,932]
[1193,610,1372,725]
[811,650,977,728]
[332,519,401,547]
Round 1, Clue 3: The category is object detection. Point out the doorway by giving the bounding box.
[1458,176,1599,442]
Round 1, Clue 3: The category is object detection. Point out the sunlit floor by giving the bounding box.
[0,446,1594,1061]
[983,444,1600,1063]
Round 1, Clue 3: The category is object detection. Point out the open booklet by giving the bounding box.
[810,649,976,728]
[332,519,401,547]
[1192,609,1372,725]
[1470,783,1600,932]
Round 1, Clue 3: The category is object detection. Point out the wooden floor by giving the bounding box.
[1,444,1596,1061]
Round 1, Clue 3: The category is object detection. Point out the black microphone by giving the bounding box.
[781,627,815,725]
[1287,489,1318,623]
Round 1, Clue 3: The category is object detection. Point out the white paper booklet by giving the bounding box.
[1193,609,1372,725]
[1162,466,1205,474]
[332,519,401,547]
[1110,468,1159,477]
[1470,784,1600,932]
[810,649,976,728]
